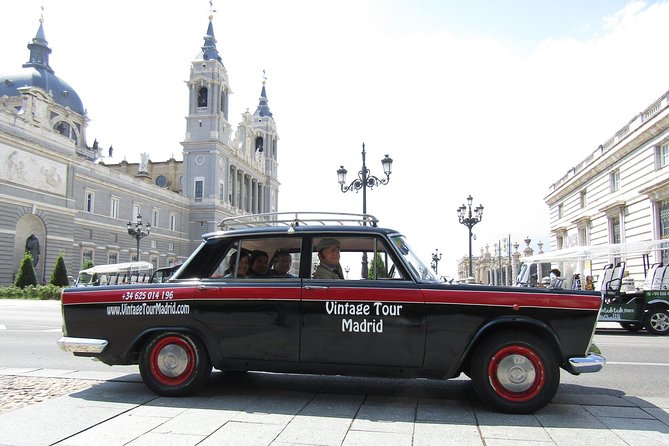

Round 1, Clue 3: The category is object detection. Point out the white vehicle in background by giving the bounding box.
[75,261,154,286]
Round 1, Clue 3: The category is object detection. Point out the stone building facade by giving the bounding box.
[545,89,669,288]
[0,15,279,285]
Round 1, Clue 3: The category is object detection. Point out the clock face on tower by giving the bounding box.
[195,155,205,166]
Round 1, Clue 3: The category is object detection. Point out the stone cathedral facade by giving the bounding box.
[0,15,280,285]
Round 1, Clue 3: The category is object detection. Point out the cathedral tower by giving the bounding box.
[181,15,279,245]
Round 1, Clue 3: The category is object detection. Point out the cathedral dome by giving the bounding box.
[0,68,84,115]
[0,19,85,116]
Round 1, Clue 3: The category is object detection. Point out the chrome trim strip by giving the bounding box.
[57,337,108,354]
[568,354,606,373]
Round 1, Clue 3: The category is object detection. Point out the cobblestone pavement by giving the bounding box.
[0,376,99,414]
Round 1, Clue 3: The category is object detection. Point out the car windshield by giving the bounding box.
[390,235,440,282]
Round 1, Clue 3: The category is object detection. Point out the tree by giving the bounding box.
[50,255,69,287]
[82,259,94,270]
[15,252,37,288]
[368,253,388,279]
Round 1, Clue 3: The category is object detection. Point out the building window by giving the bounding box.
[557,203,563,219]
[133,204,140,222]
[155,175,168,188]
[194,178,204,202]
[111,197,119,219]
[150,240,157,249]
[85,190,95,213]
[108,251,118,264]
[150,255,158,269]
[82,248,94,267]
[152,209,159,227]
[580,190,587,209]
[610,216,621,244]
[168,242,174,251]
[658,143,669,169]
[169,213,176,231]
[578,226,589,246]
[197,87,208,107]
[610,170,620,192]
[219,181,225,201]
[659,200,669,264]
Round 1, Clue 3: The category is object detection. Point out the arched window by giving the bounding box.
[255,136,264,153]
[54,121,78,144]
[198,87,208,107]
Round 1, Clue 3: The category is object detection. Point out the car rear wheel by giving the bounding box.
[139,332,211,396]
[470,330,559,414]
[644,308,669,335]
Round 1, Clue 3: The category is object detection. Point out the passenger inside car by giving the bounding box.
[268,249,296,278]
[313,238,345,279]
[223,250,250,278]
[249,250,269,277]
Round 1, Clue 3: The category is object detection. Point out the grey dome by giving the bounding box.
[0,20,85,115]
[0,68,84,115]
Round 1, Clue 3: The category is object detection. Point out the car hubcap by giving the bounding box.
[650,313,669,333]
[489,346,544,401]
[157,344,189,377]
[150,336,194,385]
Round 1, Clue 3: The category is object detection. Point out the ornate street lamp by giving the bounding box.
[431,249,442,274]
[457,195,483,278]
[127,214,151,261]
[338,142,393,277]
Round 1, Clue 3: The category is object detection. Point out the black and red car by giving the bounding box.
[58,212,604,413]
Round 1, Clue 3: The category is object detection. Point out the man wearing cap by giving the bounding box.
[313,238,345,279]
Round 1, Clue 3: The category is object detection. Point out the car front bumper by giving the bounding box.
[57,337,108,354]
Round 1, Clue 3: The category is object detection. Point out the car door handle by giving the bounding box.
[303,285,328,290]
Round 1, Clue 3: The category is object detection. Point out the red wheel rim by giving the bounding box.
[488,345,545,402]
[149,336,195,386]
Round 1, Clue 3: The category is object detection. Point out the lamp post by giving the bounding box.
[457,195,483,279]
[431,249,442,274]
[337,143,393,277]
[127,214,151,261]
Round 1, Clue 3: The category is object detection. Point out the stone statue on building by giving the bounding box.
[139,152,149,173]
[25,234,40,266]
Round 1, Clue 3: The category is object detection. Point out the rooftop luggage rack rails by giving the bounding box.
[219,212,379,230]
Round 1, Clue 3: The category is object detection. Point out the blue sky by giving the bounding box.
[2,1,668,276]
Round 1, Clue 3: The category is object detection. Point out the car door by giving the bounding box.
[192,235,302,362]
[300,234,426,368]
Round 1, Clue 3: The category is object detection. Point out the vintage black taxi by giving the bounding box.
[58,212,605,413]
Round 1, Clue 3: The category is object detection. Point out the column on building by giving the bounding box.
[259,183,265,214]
[230,165,237,208]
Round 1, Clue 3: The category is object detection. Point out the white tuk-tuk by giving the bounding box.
[74,261,154,286]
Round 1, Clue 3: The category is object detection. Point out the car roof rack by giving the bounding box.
[219,212,379,230]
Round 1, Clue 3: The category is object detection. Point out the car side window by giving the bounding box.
[210,237,302,279]
[311,235,407,280]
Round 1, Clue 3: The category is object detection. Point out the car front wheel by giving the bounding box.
[139,332,211,396]
[470,330,559,414]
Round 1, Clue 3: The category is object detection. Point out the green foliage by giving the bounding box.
[0,285,62,300]
[14,252,37,288]
[50,255,69,287]
[82,259,94,270]
[368,253,388,279]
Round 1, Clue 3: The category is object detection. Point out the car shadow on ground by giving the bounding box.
[67,371,669,433]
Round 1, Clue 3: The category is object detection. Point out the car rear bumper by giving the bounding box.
[57,337,108,354]
[568,353,606,373]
